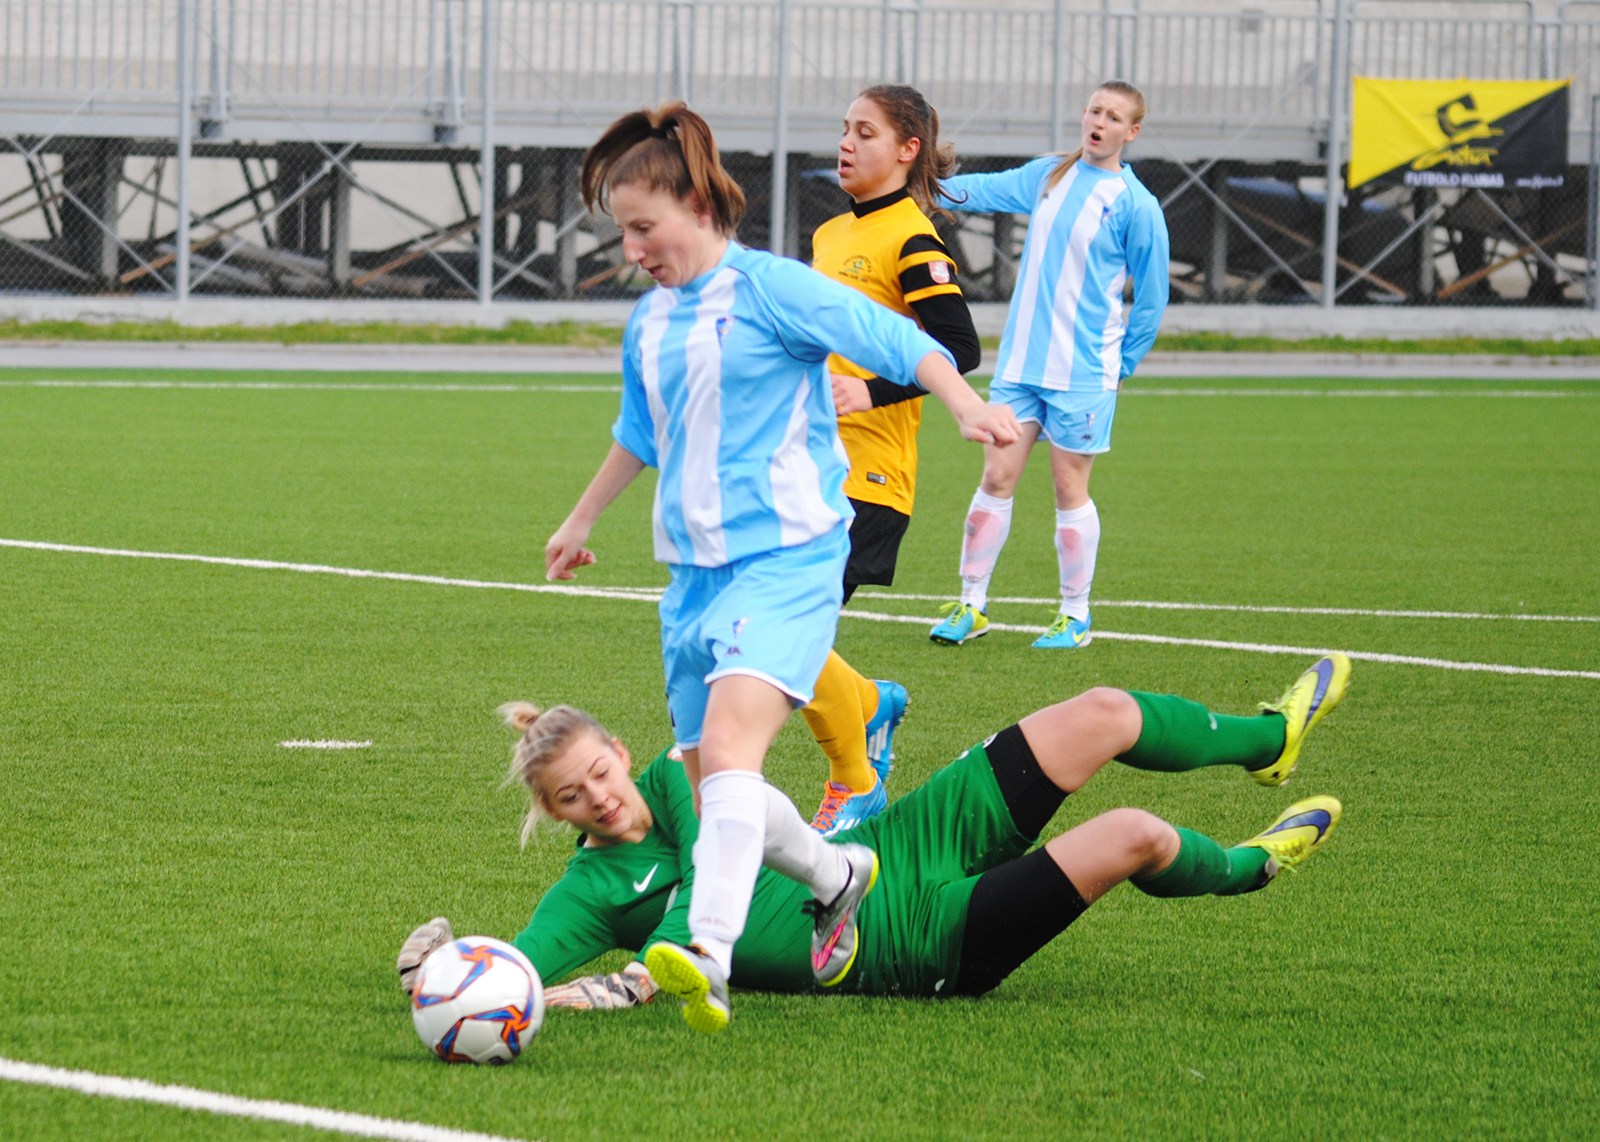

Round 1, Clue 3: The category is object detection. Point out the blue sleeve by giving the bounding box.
[938,156,1058,215]
[610,314,657,466]
[753,258,955,386]
[1119,193,1170,379]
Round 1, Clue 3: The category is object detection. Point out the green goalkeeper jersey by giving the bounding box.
[513,752,817,993]
[513,740,1029,997]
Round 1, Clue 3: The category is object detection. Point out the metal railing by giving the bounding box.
[3,1,1595,150]
[0,0,1595,306]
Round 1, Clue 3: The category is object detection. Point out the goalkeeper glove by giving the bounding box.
[396,916,453,996]
[543,961,658,1010]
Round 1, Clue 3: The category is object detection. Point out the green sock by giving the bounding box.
[1132,828,1272,897]
[1117,691,1287,774]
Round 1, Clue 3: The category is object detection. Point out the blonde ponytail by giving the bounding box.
[498,701,614,847]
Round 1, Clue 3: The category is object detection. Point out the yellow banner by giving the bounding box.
[1349,78,1570,190]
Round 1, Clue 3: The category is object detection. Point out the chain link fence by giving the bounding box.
[0,0,1595,308]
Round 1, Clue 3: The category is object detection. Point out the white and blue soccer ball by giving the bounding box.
[411,936,544,1064]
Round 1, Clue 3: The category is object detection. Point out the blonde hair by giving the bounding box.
[498,701,614,847]
[1045,80,1148,192]
[580,102,747,236]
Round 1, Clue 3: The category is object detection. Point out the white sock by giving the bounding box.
[687,770,768,977]
[761,785,849,902]
[959,489,1013,610]
[1054,500,1100,622]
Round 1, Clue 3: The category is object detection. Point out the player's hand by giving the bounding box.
[956,401,1023,447]
[545,519,597,581]
[397,916,453,996]
[544,962,658,1010]
[831,373,872,416]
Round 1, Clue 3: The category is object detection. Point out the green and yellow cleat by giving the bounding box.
[1234,795,1343,887]
[1250,653,1352,786]
[644,942,730,1034]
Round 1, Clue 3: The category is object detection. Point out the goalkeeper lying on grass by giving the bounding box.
[398,655,1351,1021]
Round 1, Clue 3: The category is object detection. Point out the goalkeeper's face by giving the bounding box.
[538,732,652,846]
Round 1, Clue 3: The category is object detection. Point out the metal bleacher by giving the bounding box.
[1,0,1595,305]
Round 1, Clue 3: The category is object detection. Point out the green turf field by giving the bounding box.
[2,368,1597,1142]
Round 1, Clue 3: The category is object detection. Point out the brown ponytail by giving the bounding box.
[498,701,616,846]
[1044,80,1148,192]
[580,102,746,235]
[855,84,958,220]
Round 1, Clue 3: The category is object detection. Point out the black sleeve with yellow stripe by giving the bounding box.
[865,234,982,408]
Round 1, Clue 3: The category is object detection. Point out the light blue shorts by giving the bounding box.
[658,525,849,750]
[989,380,1119,454]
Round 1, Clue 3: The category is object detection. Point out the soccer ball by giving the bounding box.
[411,937,544,1064]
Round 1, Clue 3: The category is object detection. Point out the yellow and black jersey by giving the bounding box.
[811,187,980,515]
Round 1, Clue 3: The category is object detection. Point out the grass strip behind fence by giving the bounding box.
[1,318,1598,356]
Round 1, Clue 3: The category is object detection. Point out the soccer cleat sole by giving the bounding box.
[929,623,989,646]
[643,944,729,1034]
[1237,795,1343,874]
[1031,632,1093,649]
[815,850,879,988]
[1251,653,1352,787]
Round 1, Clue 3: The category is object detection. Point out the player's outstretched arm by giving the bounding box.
[938,157,1056,215]
[545,442,647,580]
[914,351,1022,446]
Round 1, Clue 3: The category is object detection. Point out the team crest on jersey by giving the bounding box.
[715,315,735,345]
[928,260,951,284]
[840,254,872,281]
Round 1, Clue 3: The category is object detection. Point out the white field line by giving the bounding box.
[3,538,1596,681]
[281,740,373,749]
[0,380,620,393]
[0,379,1595,397]
[0,1056,532,1142]
[0,539,657,602]
[844,609,1600,680]
[854,591,1600,624]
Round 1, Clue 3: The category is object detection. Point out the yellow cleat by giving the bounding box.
[1235,795,1343,885]
[644,942,730,1034]
[1251,653,1352,786]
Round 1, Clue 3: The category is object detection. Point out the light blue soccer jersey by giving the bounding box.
[942,156,1169,392]
[612,242,954,568]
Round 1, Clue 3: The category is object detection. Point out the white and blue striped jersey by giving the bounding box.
[613,242,954,568]
[942,156,1169,392]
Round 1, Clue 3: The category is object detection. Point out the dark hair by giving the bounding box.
[580,102,746,235]
[855,84,957,219]
[1045,80,1149,192]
